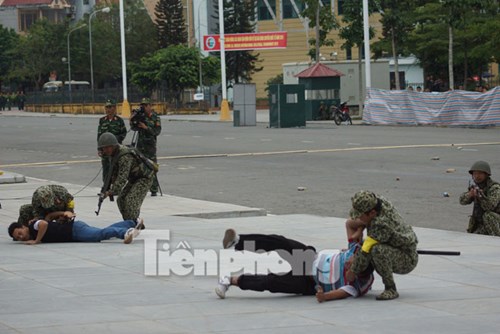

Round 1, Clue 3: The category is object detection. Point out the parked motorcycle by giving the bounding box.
[331,102,352,125]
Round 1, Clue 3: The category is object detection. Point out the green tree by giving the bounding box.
[339,0,375,110]
[0,25,19,90]
[130,45,220,104]
[265,73,283,92]
[81,3,158,88]
[301,0,338,61]
[214,0,262,84]
[10,20,67,89]
[408,0,497,89]
[155,0,188,48]
[372,0,416,89]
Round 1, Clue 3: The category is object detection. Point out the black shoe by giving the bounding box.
[151,192,157,197]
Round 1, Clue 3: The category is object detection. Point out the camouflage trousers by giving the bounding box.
[351,244,418,290]
[468,211,500,236]
[117,177,153,221]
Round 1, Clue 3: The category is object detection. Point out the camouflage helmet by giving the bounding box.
[33,186,55,209]
[469,160,491,175]
[17,204,34,224]
[350,190,378,219]
[98,132,119,149]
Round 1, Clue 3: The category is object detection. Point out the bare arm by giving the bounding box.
[346,219,366,243]
[315,286,351,303]
[25,220,48,245]
[44,211,74,222]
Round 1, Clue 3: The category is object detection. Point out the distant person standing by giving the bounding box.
[0,92,6,111]
[17,91,26,110]
[97,99,127,182]
[132,98,161,196]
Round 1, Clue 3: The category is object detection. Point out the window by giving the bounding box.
[338,0,345,15]
[20,11,38,32]
[283,0,305,19]
[258,0,276,21]
[286,93,298,103]
[305,89,339,100]
[346,47,352,60]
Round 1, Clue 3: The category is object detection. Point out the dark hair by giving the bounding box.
[8,222,24,240]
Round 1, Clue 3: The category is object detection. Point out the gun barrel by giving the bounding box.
[417,249,460,256]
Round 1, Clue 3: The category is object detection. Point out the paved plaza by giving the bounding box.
[1,174,500,333]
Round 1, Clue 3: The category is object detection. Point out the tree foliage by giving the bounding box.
[407,0,498,87]
[301,0,338,60]
[213,0,262,84]
[130,45,220,102]
[155,0,188,48]
[10,20,67,89]
[0,25,19,90]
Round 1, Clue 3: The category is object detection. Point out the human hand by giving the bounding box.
[138,122,148,130]
[315,286,326,303]
[25,240,40,245]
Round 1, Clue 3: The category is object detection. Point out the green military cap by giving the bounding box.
[105,99,116,107]
[140,97,151,105]
[350,190,378,219]
[33,186,55,209]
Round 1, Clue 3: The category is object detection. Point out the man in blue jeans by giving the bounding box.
[8,212,144,245]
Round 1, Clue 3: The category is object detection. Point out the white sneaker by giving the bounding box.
[124,228,134,244]
[215,276,231,299]
[133,218,144,238]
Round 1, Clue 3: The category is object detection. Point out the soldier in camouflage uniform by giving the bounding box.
[97,99,127,182]
[0,92,6,111]
[17,204,34,225]
[345,191,418,300]
[459,161,500,236]
[31,185,75,221]
[133,97,161,196]
[98,132,154,221]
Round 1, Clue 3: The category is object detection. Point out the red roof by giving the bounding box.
[1,0,53,6]
[295,62,344,78]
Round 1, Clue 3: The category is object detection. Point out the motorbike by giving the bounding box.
[330,102,352,125]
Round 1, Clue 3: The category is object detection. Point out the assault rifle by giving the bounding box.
[95,159,115,216]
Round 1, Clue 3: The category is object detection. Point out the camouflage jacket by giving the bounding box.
[109,145,154,196]
[137,111,161,149]
[32,185,74,219]
[366,197,418,251]
[459,178,500,212]
[97,115,127,144]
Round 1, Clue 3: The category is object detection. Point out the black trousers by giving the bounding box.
[235,234,317,296]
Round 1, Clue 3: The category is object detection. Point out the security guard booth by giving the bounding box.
[233,84,256,126]
[295,62,344,121]
[268,84,305,128]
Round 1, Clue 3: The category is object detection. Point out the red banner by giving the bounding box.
[203,32,287,52]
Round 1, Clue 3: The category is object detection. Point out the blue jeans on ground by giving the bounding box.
[71,220,136,242]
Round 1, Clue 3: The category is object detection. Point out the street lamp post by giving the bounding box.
[89,6,111,102]
[197,0,206,92]
[67,23,87,104]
